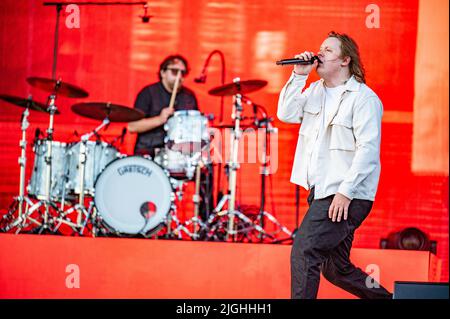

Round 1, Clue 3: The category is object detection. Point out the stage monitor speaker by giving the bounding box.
[393,281,449,299]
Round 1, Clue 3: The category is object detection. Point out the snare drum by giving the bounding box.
[28,139,68,201]
[94,156,173,235]
[66,141,119,196]
[164,110,210,154]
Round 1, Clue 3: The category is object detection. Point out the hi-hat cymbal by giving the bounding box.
[0,94,60,114]
[208,79,268,97]
[26,77,89,98]
[71,102,145,122]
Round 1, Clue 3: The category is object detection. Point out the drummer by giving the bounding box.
[128,55,199,157]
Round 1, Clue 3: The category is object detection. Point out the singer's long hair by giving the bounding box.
[328,31,366,83]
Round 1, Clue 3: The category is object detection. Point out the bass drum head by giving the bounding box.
[94,156,172,234]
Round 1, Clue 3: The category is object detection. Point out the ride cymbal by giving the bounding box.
[71,102,145,122]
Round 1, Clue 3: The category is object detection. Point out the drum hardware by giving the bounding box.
[168,209,190,239]
[193,158,204,238]
[66,102,144,234]
[173,161,205,240]
[208,78,268,215]
[252,105,292,241]
[214,80,245,241]
[165,179,189,239]
[23,77,90,233]
[193,163,210,240]
[207,78,288,242]
[53,199,96,235]
[76,118,111,226]
[7,77,88,233]
[0,84,75,233]
[0,73,293,242]
[0,95,47,232]
[38,93,62,232]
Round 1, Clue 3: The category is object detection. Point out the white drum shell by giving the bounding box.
[66,141,119,195]
[164,110,209,153]
[28,139,68,200]
[94,156,172,234]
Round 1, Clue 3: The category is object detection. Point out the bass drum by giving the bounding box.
[94,156,173,235]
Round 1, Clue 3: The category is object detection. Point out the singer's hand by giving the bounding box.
[159,106,175,124]
[293,51,318,76]
[329,193,351,223]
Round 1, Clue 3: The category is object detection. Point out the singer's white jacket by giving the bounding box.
[277,73,383,201]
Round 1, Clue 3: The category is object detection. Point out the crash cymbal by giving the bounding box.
[26,77,89,98]
[71,102,145,122]
[0,94,60,114]
[208,79,268,97]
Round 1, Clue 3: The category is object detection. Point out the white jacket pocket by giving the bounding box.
[329,118,355,151]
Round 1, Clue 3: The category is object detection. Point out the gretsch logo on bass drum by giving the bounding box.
[117,165,153,177]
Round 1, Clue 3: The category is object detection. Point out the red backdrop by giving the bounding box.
[0,0,448,281]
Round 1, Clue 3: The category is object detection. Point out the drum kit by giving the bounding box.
[0,75,292,242]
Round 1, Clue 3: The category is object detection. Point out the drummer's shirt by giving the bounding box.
[133,82,198,155]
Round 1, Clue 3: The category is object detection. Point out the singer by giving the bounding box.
[277,31,392,299]
[128,54,199,157]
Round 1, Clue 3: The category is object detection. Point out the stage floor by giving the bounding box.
[0,233,441,299]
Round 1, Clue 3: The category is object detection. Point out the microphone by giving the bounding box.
[276,56,321,66]
[194,50,225,84]
[194,72,207,83]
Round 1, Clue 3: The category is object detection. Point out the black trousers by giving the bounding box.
[291,187,393,299]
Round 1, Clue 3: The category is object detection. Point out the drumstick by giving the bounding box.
[168,69,182,111]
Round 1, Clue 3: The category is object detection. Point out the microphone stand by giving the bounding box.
[196,50,226,206]
[197,50,226,121]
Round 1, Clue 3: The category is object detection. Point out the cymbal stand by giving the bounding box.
[204,207,272,241]
[192,164,202,238]
[53,199,96,235]
[211,85,269,241]
[38,94,61,233]
[172,141,213,240]
[163,178,185,239]
[207,91,242,241]
[177,163,206,240]
[78,118,109,218]
[256,118,292,241]
[7,93,62,234]
[0,105,43,232]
